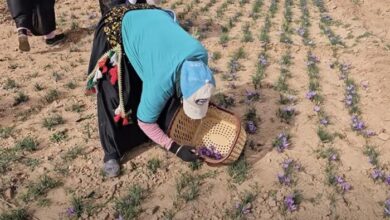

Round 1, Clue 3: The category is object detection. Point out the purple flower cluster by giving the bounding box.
[306,90,317,100]
[385,199,390,217]
[335,176,351,192]
[321,14,332,22]
[284,195,298,212]
[235,202,252,214]
[320,118,329,126]
[245,120,257,134]
[329,153,338,161]
[339,63,350,79]
[277,159,301,186]
[297,27,306,37]
[258,54,268,66]
[384,200,390,218]
[307,53,320,66]
[345,83,357,106]
[282,106,295,115]
[313,105,321,112]
[245,90,260,102]
[198,146,223,160]
[273,133,290,152]
[371,169,384,180]
[66,207,76,217]
[369,168,390,184]
[278,173,292,186]
[351,115,365,131]
[116,215,124,220]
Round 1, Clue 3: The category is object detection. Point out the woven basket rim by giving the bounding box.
[167,102,242,164]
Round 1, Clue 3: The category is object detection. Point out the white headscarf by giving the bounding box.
[128,0,161,4]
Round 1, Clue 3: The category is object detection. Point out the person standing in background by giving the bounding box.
[6,0,66,52]
[99,0,162,16]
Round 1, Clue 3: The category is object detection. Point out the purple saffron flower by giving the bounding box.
[352,116,365,131]
[313,105,321,112]
[363,130,376,137]
[340,182,351,192]
[278,173,291,185]
[241,203,252,214]
[274,133,290,152]
[385,176,390,185]
[259,54,268,66]
[320,118,329,126]
[371,169,384,180]
[228,82,237,89]
[282,159,293,169]
[66,208,76,217]
[297,27,305,37]
[385,199,390,216]
[306,91,317,100]
[198,146,223,160]
[245,90,260,102]
[335,176,345,184]
[340,64,350,72]
[246,120,257,134]
[329,154,337,161]
[116,215,124,220]
[284,195,298,212]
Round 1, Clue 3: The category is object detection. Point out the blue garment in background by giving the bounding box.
[121,9,208,123]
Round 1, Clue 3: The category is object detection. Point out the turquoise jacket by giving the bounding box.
[121,9,208,123]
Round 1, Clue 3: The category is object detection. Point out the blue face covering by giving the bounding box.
[180,60,216,99]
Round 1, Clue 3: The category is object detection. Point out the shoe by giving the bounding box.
[45,33,66,46]
[18,29,30,52]
[103,159,120,178]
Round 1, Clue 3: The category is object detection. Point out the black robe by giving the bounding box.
[87,7,180,162]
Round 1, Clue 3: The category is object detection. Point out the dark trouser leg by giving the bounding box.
[32,0,56,35]
[6,0,33,30]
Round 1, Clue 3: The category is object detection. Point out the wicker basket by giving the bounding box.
[167,104,247,164]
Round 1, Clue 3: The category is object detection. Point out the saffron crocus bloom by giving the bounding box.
[259,54,268,66]
[284,195,298,212]
[245,90,260,102]
[274,133,290,152]
[241,203,252,214]
[386,176,390,185]
[320,118,329,126]
[371,169,383,180]
[363,130,376,137]
[329,154,337,161]
[278,173,291,185]
[340,182,351,191]
[116,215,124,220]
[352,116,365,131]
[282,159,293,169]
[297,27,305,37]
[246,121,257,134]
[306,91,317,100]
[198,146,223,160]
[385,199,390,216]
[314,106,321,112]
[66,208,76,217]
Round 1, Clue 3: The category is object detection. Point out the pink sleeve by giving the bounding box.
[138,120,174,150]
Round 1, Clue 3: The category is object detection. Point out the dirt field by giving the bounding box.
[1,0,390,219]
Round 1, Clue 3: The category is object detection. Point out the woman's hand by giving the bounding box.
[169,142,198,162]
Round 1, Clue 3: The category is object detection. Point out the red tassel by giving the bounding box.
[114,114,121,123]
[122,117,129,126]
[109,67,118,85]
[98,58,107,68]
[101,66,108,74]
